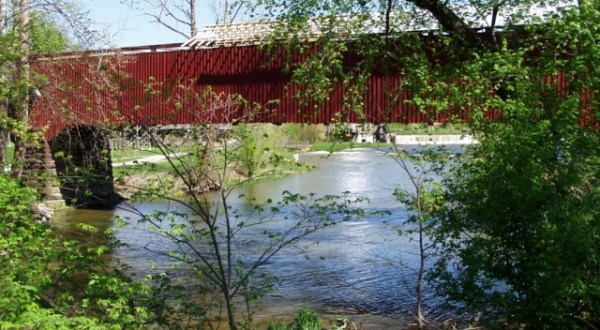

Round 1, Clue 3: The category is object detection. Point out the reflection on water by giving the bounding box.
[62,147,459,328]
[238,149,407,208]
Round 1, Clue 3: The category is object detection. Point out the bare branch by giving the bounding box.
[124,0,199,40]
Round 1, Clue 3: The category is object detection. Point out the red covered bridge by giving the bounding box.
[33,26,486,207]
[30,41,454,141]
[30,18,595,142]
[24,25,591,207]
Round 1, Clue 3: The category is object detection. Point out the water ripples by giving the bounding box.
[67,148,463,328]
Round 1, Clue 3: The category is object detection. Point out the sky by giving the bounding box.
[74,1,575,49]
[76,0,217,48]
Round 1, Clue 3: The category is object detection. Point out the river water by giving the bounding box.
[60,146,462,328]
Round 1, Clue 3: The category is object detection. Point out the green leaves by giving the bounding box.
[433,86,600,327]
[267,308,322,330]
[29,11,70,54]
[0,175,169,328]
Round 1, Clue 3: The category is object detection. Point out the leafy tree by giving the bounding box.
[112,85,370,329]
[425,4,600,329]
[0,8,69,169]
[0,174,170,328]
[0,0,90,171]
[6,0,31,179]
[391,146,449,329]
[29,10,69,54]
[254,0,600,328]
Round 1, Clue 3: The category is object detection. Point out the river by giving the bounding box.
[59,146,462,328]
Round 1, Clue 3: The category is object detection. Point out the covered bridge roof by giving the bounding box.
[183,3,574,49]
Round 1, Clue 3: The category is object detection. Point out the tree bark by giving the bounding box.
[0,0,8,166]
[406,0,486,50]
[0,128,6,166]
[190,0,197,37]
[11,0,30,179]
[0,0,5,30]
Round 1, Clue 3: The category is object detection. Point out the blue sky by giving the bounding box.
[77,0,216,48]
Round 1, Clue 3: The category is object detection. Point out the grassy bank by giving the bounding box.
[310,141,393,152]
[111,147,162,163]
[109,122,469,181]
[111,125,314,196]
[388,122,468,135]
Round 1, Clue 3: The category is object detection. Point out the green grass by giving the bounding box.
[112,153,193,177]
[267,308,321,330]
[388,122,469,135]
[310,140,392,152]
[111,147,163,163]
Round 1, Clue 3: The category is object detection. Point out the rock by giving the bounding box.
[31,202,54,223]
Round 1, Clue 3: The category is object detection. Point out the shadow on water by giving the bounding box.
[61,146,464,328]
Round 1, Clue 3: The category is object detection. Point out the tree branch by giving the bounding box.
[406,0,486,50]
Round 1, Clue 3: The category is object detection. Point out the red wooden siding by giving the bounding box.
[30,44,593,139]
[29,46,470,139]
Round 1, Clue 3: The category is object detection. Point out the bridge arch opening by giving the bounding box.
[49,124,123,209]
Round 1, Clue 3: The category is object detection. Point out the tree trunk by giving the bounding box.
[417,217,425,330]
[0,130,6,166]
[11,0,30,179]
[407,0,485,50]
[190,0,197,37]
[225,292,238,330]
[0,0,8,166]
[0,0,6,30]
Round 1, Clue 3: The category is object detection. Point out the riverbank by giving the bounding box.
[110,134,476,197]
[54,145,475,329]
[112,152,186,167]
[104,148,466,329]
[393,134,477,145]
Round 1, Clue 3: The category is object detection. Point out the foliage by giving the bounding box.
[118,184,369,329]
[431,104,600,328]
[387,123,468,135]
[29,10,70,54]
[328,121,356,141]
[391,146,451,329]
[427,4,600,329]
[109,80,372,329]
[0,174,174,328]
[111,86,311,204]
[281,123,326,144]
[253,0,600,328]
[266,308,321,330]
[0,4,82,168]
[234,123,272,177]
